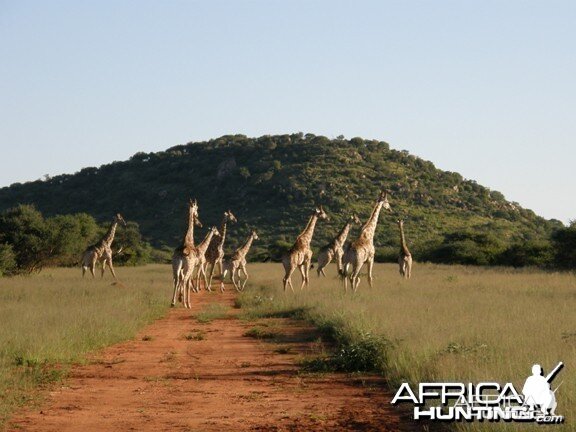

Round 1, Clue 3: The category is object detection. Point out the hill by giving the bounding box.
[0,133,563,263]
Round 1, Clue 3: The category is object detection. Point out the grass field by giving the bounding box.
[238,263,576,431]
[1,263,575,431]
[0,265,173,428]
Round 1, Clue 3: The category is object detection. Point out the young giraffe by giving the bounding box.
[317,214,361,277]
[81,213,126,279]
[220,230,259,292]
[397,219,413,279]
[180,226,220,309]
[170,199,202,307]
[204,210,237,291]
[282,207,329,292]
[342,191,392,292]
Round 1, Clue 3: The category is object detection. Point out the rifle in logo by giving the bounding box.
[522,362,563,415]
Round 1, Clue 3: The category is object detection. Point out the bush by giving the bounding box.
[0,243,17,276]
[552,223,576,269]
[0,205,50,273]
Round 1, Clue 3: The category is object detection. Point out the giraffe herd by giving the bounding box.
[81,190,414,304]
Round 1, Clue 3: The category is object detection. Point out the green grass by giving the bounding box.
[194,302,229,323]
[243,326,279,340]
[184,330,206,341]
[0,264,172,428]
[238,263,576,431]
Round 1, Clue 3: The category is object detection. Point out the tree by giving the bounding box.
[113,221,152,266]
[47,213,99,266]
[551,222,576,269]
[0,205,50,273]
[0,243,17,276]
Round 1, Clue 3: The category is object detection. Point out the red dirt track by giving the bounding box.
[9,290,420,431]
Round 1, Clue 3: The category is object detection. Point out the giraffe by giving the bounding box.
[204,210,237,291]
[397,219,413,279]
[220,230,259,292]
[342,191,392,292]
[170,199,202,307]
[81,213,126,279]
[317,214,361,277]
[181,226,220,309]
[282,207,329,292]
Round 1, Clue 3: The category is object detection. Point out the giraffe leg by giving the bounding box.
[184,267,194,308]
[336,252,343,275]
[171,277,180,307]
[90,256,97,278]
[298,265,306,290]
[283,265,296,292]
[367,258,374,288]
[200,264,210,292]
[220,266,228,292]
[108,258,117,279]
[351,262,362,292]
[317,250,330,277]
[240,265,249,290]
[206,263,215,291]
[101,260,107,278]
[231,266,240,291]
[195,265,203,293]
[304,258,311,288]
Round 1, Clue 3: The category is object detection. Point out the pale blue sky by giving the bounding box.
[1,1,574,222]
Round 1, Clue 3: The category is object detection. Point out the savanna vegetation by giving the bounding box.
[0,134,571,270]
[0,265,172,427]
[0,204,153,276]
[238,263,576,431]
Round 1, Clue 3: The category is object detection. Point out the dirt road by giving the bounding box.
[9,290,417,431]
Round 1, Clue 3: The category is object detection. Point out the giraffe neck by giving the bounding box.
[197,231,216,254]
[103,221,118,246]
[359,201,384,242]
[218,217,228,247]
[399,224,411,256]
[237,234,255,257]
[183,211,196,247]
[297,214,319,247]
[334,222,352,247]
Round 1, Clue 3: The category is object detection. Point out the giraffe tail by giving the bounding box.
[338,263,350,280]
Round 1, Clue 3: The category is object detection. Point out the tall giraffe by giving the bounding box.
[204,210,237,291]
[81,213,126,279]
[171,199,202,307]
[282,207,329,292]
[180,226,220,309]
[397,219,413,279]
[317,214,361,277]
[220,230,259,292]
[342,191,392,292]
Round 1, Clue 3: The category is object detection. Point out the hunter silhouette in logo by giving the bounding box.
[522,362,563,415]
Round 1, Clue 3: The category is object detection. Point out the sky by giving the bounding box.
[1,1,574,223]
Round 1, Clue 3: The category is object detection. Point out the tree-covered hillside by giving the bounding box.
[0,134,564,263]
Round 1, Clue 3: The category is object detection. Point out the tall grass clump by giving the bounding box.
[239,263,576,431]
[0,265,172,427]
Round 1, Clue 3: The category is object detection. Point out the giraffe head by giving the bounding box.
[397,219,404,228]
[251,230,259,241]
[189,199,202,227]
[209,226,220,237]
[115,213,127,226]
[378,191,392,212]
[314,206,329,221]
[350,214,361,225]
[225,210,238,224]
